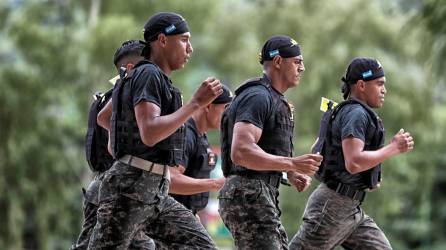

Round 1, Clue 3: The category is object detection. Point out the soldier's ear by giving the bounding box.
[126,63,134,71]
[205,104,211,112]
[272,56,282,69]
[357,80,366,91]
[158,33,168,47]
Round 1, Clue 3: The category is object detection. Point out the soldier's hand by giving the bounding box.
[177,165,186,174]
[211,177,225,191]
[191,77,223,108]
[290,154,323,176]
[391,128,414,153]
[287,171,312,192]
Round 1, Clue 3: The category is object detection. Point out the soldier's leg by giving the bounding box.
[87,163,160,249]
[275,182,290,249]
[219,176,288,250]
[70,198,98,250]
[129,230,156,250]
[88,196,157,249]
[145,195,217,250]
[288,184,360,250]
[71,175,104,250]
[341,212,392,250]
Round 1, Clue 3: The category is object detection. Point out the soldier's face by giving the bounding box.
[207,103,227,129]
[364,77,386,108]
[165,32,193,70]
[280,55,305,88]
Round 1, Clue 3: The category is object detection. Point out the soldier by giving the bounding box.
[71,40,154,250]
[171,84,233,215]
[88,12,221,249]
[288,57,414,250]
[218,35,323,250]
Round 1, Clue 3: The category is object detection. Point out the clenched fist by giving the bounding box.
[287,171,312,192]
[191,77,223,108]
[391,128,414,153]
[290,154,323,176]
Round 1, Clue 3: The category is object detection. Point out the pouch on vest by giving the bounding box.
[85,89,114,172]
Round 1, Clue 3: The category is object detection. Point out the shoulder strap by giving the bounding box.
[234,77,270,96]
[234,76,275,118]
[333,99,379,123]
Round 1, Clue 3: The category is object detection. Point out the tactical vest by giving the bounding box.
[173,120,217,211]
[85,89,114,172]
[110,61,184,166]
[313,99,385,189]
[220,76,294,177]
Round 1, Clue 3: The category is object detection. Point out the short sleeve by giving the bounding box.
[234,88,271,129]
[131,66,164,107]
[340,106,369,142]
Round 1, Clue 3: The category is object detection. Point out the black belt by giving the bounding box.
[234,172,282,189]
[326,181,366,202]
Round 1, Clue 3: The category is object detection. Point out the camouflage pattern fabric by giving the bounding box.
[288,184,392,250]
[218,175,288,250]
[70,196,100,250]
[87,161,216,249]
[71,172,155,250]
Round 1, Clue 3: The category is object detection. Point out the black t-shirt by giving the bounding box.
[233,85,273,130]
[330,103,377,188]
[131,62,179,113]
[128,61,182,164]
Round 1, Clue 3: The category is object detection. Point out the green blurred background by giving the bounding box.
[0,0,445,249]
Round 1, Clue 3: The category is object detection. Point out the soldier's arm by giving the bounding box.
[342,129,414,174]
[135,78,222,147]
[97,99,112,131]
[231,122,321,174]
[168,167,224,195]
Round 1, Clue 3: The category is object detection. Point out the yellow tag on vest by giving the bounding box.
[320,97,338,112]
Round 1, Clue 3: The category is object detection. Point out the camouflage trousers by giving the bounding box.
[288,183,392,250]
[70,173,155,250]
[218,175,288,250]
[87,161,217,250]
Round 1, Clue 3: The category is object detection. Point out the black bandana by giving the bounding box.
[259,35,301,64]
[342,57,385,83]
[113,40,145,66]
[143,12,190,42]
[212,84,233,104]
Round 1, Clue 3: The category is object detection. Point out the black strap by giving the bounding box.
[326,181,366,202]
